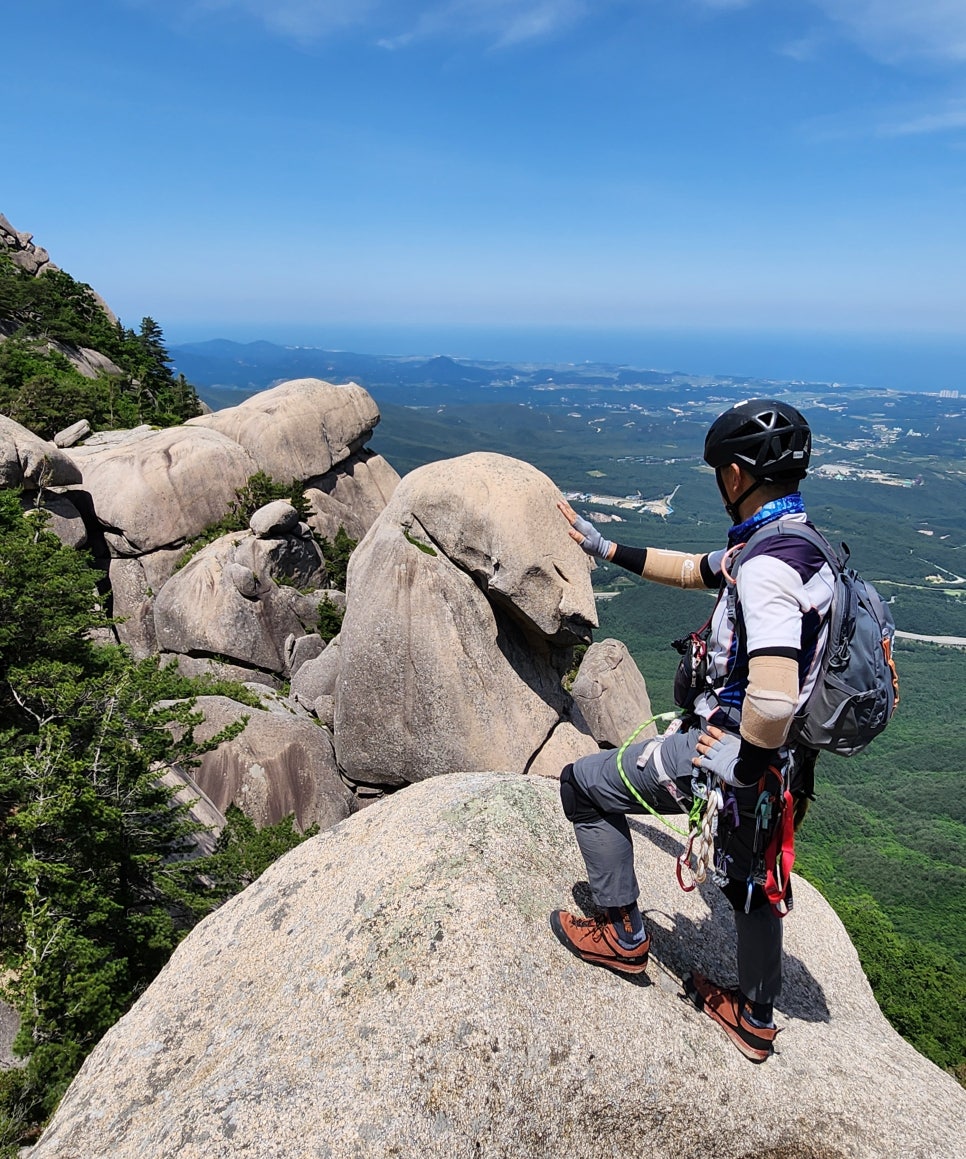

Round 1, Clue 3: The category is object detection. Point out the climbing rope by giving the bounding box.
[615,711,689,838]
[676,783,721,892]
[615,711,723,894]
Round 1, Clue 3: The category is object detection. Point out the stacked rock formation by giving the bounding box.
[0,212,60,277]
[1,376,650,837]
[63,378,396,672]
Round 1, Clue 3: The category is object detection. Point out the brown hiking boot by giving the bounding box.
[549,908,650,975]
[684,973,780,1062]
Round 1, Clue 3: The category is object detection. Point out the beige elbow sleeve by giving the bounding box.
[642,550,708,589]
[740,655,799,749]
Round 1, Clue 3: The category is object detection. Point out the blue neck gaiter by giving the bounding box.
[727,492,805,547]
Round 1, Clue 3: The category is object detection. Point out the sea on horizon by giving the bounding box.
[167,323,966,395]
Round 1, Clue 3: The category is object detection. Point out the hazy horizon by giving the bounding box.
[167,323,966,394]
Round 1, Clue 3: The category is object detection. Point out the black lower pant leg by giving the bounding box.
[733,903,783,1008]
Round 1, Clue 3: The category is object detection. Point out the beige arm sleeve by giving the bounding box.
[641,550,708,589]
[740,654,799,749]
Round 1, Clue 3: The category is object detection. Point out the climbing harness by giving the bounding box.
[615,712,792,915]
[615,711,731,892]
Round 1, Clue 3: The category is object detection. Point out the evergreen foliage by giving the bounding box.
[317,526,357,590]
[0,491,316,1144]
[201,805,319,904]
[175,470,312,568]
[0,254,200,437]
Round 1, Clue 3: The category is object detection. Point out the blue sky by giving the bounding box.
[3,0,966,365]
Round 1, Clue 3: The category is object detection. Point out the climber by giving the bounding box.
[550,399,832,1062]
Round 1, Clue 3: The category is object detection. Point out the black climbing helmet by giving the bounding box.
[704,399,811,480]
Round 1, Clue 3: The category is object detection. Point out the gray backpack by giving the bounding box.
[734,521,899,757]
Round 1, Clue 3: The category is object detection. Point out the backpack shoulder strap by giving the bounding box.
[732,518,847,575]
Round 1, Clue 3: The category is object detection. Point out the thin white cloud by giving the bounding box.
[803,95,966,142]
[814,0,966,64]
[158,0,379,41]
[779,31,829,63]
[697,0,966,65]
[134,0,592,47]
[378,0,590,49]
[128,0,966,64]
[877,101,966,136]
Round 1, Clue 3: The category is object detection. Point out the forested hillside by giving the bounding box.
[0,251,200,437]
[0,240,311,1151]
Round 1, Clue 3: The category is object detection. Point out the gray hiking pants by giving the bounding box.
[562,726,784,1007]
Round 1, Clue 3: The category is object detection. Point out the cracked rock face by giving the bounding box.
[333,453,598,786]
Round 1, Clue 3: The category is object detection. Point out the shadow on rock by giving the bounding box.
[562,815,836,1024]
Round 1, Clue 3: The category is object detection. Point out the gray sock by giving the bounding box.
[607,904,646,949]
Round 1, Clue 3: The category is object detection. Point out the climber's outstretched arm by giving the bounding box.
[557,500,717,589]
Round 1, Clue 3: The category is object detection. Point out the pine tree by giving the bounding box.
[0,493,224,1122]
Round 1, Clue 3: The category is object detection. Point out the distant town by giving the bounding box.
[563,484,681,519]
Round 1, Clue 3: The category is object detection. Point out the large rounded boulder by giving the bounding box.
[0,414,82,490]
[27,774,966,1159]
[187,378,379,482]
[66,425,258,555]
[400,452,596,641]
[333,453,598,786]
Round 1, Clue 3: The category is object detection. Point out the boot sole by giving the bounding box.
[683,974,774,1063]
[549,911,649,976]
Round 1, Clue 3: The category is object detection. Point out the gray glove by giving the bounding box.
[572,513,613,559]
[693,730,742,786]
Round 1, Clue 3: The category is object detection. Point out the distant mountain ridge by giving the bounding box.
[169,337,703,412]
[170,339,502,400]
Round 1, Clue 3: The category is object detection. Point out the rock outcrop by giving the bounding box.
[29,773,966,1159]
[0,213,118,325]
[0,372,622,817]
[186,378,379,481]
[168,695,351,834]
[0,414,82,491]
[67,425,260,556]
[333,452,599,787]
[57,378,395,678]
[571,637,659,748]
[0,213,58,278]
[153,522,331,677]
[304,448,402,542]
